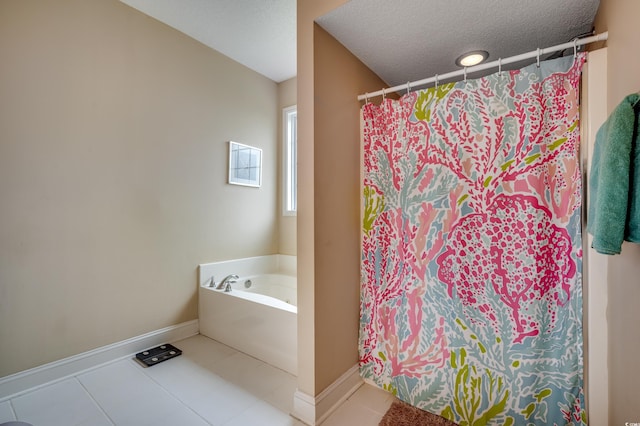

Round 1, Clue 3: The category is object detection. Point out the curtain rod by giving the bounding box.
[357,31,608,101]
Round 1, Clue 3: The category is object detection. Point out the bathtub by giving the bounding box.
[198,255,297,375]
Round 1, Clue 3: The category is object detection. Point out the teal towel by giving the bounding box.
[588,93,640,254]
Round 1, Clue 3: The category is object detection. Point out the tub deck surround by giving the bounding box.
[198,255,297,375]
[199,254,296,286]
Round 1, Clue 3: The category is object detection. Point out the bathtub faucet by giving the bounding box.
[216,274,239,291]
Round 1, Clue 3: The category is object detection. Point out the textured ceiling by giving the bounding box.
[119,0,600,89]
[317,0,600,87]
[120,0,296,83]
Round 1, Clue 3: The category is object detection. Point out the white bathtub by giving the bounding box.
[198,255,297,375]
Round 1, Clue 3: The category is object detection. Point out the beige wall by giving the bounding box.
[278,77,297,256]
[297,0,342,397]
[297,0,389,397]
[594,1,640,424]
[0,0,279,377]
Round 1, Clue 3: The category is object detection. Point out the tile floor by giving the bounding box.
[0,334,394,425]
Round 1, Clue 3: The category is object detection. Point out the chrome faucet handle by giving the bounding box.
[208,276,216,287]
[224,278,238,289]
[216,274,239,290]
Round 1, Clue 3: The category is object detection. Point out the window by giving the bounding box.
[283,106,297,215]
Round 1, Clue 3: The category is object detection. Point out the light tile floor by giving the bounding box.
[0,334,393,425]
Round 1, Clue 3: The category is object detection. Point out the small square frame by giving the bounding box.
[228,141,262,187]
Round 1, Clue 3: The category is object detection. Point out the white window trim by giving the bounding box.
[283,105,297,216]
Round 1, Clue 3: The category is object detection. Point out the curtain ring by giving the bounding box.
[364,93,369,104]
[463,67,467,84]
[536,48,541,68]
[382,88,386,101]
[435,74,439,90]
[406,81,411,95]
[498,58,502,77]
[573,39,578,57]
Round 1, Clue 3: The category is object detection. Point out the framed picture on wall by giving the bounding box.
[228,141,262,187]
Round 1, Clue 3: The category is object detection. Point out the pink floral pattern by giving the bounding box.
[437,194,575,343]
[360,55,586,425]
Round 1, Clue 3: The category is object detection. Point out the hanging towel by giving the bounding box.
[588,93,640,254]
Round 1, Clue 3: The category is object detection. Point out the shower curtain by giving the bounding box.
[360,54,586,425]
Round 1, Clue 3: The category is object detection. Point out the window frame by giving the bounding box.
[282,105,297,216]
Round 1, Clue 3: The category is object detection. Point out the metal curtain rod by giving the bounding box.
[357,31,608,101]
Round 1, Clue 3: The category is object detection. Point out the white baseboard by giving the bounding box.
[292,364,363,425]
[0,319,199,400]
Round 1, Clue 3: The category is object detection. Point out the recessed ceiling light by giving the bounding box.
[455,50,489,67]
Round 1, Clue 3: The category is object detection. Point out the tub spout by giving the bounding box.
[216,274,239,290]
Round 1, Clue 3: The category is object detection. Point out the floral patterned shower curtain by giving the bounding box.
[360,54,586,425]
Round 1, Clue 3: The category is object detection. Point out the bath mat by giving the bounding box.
[379,399,459,426]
